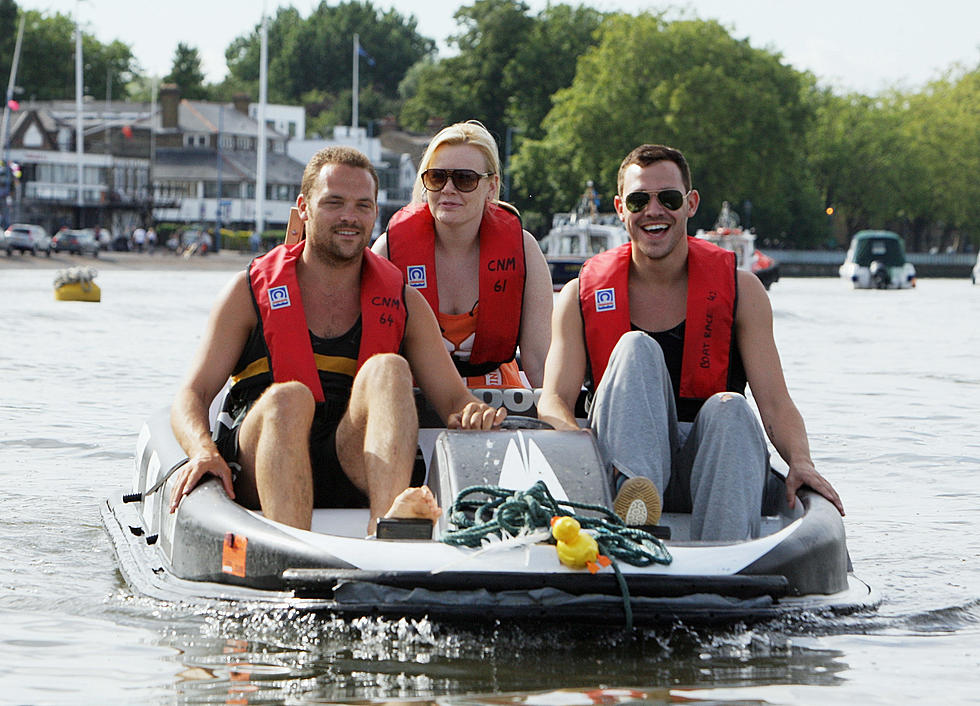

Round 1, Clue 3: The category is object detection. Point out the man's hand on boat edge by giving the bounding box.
[785,461,845,516]
[169,450,236,513]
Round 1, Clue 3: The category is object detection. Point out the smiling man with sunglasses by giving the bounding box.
[538,144,843,541]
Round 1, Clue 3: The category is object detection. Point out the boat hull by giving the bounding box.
[101,406,878,626]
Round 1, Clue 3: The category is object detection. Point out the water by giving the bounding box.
[2,267,979,704]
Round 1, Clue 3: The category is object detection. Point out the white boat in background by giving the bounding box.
[695,202,780,290]
[540,209,628,292]
[839,230,916,289]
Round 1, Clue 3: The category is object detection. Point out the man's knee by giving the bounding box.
[356,353,411,386]
[699,392,756,427]
[607,331,666,373]
[255,381,316,421]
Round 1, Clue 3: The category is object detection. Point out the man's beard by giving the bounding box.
[308,225,367,265]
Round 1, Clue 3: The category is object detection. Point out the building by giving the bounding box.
[2,86,420,239]
[2,99,155,237]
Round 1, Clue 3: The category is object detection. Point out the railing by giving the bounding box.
[763,250,976,278]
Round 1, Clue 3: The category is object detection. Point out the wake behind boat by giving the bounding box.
[101,393,877,628]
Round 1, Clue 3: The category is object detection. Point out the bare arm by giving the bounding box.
[169,272,256,510]
[517,230,554,387]
[736,271,844,514]
[402,286,506,429]
[536,279,587,431]
[370,232,389,258]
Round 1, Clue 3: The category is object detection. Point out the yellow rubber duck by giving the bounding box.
[550,516,610,573]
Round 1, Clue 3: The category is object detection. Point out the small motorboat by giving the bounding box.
[839,230,916,289]
[53,266,101,302]
[539,191,629,292]
[695,202,779,290]
[102,390,877,628]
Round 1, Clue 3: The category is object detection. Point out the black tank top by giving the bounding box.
[640,321,747,423]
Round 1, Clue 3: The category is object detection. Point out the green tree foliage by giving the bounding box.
[399,0,603,146]
[502,4,605,140]
[225,1,433,113]
[512,14,823,243]
[902,68,980,250]
[0,7,135,101]
[400,0,534,140]
[164,43,208,99]
[0,0,18,83]
[807,90,916,236]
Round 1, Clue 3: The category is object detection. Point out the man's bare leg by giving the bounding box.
[235,381,317,530]
[336,354,423,533]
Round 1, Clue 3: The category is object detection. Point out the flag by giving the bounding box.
[357,44,376,67]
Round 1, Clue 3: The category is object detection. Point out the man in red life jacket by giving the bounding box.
[537,144,843,541]
[168,146,505,534]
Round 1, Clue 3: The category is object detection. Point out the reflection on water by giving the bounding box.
[121,604,852,703]
[1,271,979,703]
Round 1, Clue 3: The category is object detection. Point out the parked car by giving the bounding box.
[973,251,979,285]
[3,223,52,256]
[51,229,100,257]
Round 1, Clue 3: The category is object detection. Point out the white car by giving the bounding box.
[972,251,979,285]
[3,223,52,256]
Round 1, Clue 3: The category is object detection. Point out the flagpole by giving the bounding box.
[352,34,359,129]
[255,12,268,236]
[75,1,84,216]
[2,14,25,227]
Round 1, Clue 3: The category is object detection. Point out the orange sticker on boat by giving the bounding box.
[222,532,247,577]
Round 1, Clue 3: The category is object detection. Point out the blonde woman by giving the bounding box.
[373,121,552,389]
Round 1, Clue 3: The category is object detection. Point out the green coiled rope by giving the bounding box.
[438,480,672,630]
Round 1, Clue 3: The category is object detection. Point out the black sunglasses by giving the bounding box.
[624,189,689,213]
[421,168,493,193]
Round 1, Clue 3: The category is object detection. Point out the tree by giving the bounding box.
[399,0,535,140]
[164,43,208,99]
[0,7,136,101]
[502,4,605,140]
[0,0,18,86]
[902,67,980,250]
[226,1,434,115]
[511,14,822,241]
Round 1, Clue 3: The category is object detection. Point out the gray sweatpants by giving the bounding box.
[587,331,768,541]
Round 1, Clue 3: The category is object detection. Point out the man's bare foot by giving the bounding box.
[384,486,442,522]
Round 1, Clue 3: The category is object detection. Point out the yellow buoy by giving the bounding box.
[54,267,101,302]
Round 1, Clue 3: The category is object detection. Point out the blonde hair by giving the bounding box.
[413,120,501,203]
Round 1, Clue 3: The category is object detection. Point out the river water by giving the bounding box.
[1,264,978,704]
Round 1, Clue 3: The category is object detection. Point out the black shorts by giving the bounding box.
[214,401,369,509]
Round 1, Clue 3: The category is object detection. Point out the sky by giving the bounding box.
[13,0,980,95]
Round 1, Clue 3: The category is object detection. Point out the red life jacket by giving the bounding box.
[579,237,737,401]
[249,241,406,402]
[386,201,525,375]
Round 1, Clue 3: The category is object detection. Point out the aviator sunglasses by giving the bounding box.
[624,189,690,213]
[421,168,494,193]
